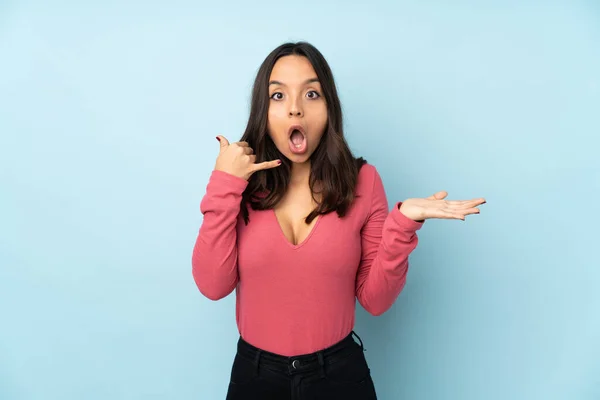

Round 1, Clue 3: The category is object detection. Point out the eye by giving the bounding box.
[270,92,283,100]
[306,90,321,99]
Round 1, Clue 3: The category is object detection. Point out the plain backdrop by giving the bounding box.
[1,1,599,399]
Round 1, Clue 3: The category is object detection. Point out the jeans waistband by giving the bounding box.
[236,331,365,376]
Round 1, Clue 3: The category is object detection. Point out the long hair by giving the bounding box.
[240,41,366,224]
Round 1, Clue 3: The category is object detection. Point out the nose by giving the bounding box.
[288,100,303,118]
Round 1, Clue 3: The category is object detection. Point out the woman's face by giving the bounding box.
[267,55,328,164]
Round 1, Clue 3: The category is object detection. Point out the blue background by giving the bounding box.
[1,1,599,399]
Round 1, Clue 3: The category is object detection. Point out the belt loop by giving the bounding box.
[351,330,366,352]
[254,350,262,373]
[317,351,325,378]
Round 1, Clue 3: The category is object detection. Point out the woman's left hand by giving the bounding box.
[399,191,486,222]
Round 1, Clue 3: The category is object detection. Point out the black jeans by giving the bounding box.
[225,331,377,400]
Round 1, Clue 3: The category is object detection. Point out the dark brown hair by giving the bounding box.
[240,41,366,224]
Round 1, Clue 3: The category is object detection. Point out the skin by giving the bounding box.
[213,55,486,233]
[266,55,327,185]
[263,55,328,244]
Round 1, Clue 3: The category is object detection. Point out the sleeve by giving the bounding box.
[355,167,424,315]
[191,170,248,300]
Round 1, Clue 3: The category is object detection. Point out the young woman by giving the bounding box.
[192,41,485,400]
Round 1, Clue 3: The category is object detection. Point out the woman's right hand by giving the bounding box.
[214,135,282,180]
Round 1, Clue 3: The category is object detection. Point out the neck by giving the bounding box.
[290,160,311,186]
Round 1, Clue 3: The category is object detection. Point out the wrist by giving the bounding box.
[398,201,424,222]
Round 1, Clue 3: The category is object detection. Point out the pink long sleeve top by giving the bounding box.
[192,163,423,356]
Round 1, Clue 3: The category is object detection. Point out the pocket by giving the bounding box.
[229,353,259,385]
[324,348,372,386]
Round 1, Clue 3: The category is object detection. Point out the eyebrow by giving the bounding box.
[269,78,320,86]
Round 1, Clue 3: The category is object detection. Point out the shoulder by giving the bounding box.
[358,162,378,178]
[341,161,389,224]
[356,162,383,195]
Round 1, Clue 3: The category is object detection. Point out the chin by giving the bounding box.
[274,145,312,164]
[283,152,312,164]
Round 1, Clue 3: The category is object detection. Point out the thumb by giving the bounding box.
[427,190,448,200]
[216,135,230,152]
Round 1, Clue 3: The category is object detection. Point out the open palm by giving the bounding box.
[399,191,486,221]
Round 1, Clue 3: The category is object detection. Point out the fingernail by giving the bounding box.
[216,136,220,142]
[277,160,282,165]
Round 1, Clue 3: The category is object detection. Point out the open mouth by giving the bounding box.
[287,124,307,154]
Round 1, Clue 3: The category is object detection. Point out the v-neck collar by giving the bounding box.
[270,209,323,250]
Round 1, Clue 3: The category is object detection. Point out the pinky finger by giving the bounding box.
[252,159,282,172]
[438,209,465,221]
[448,210,466,221]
